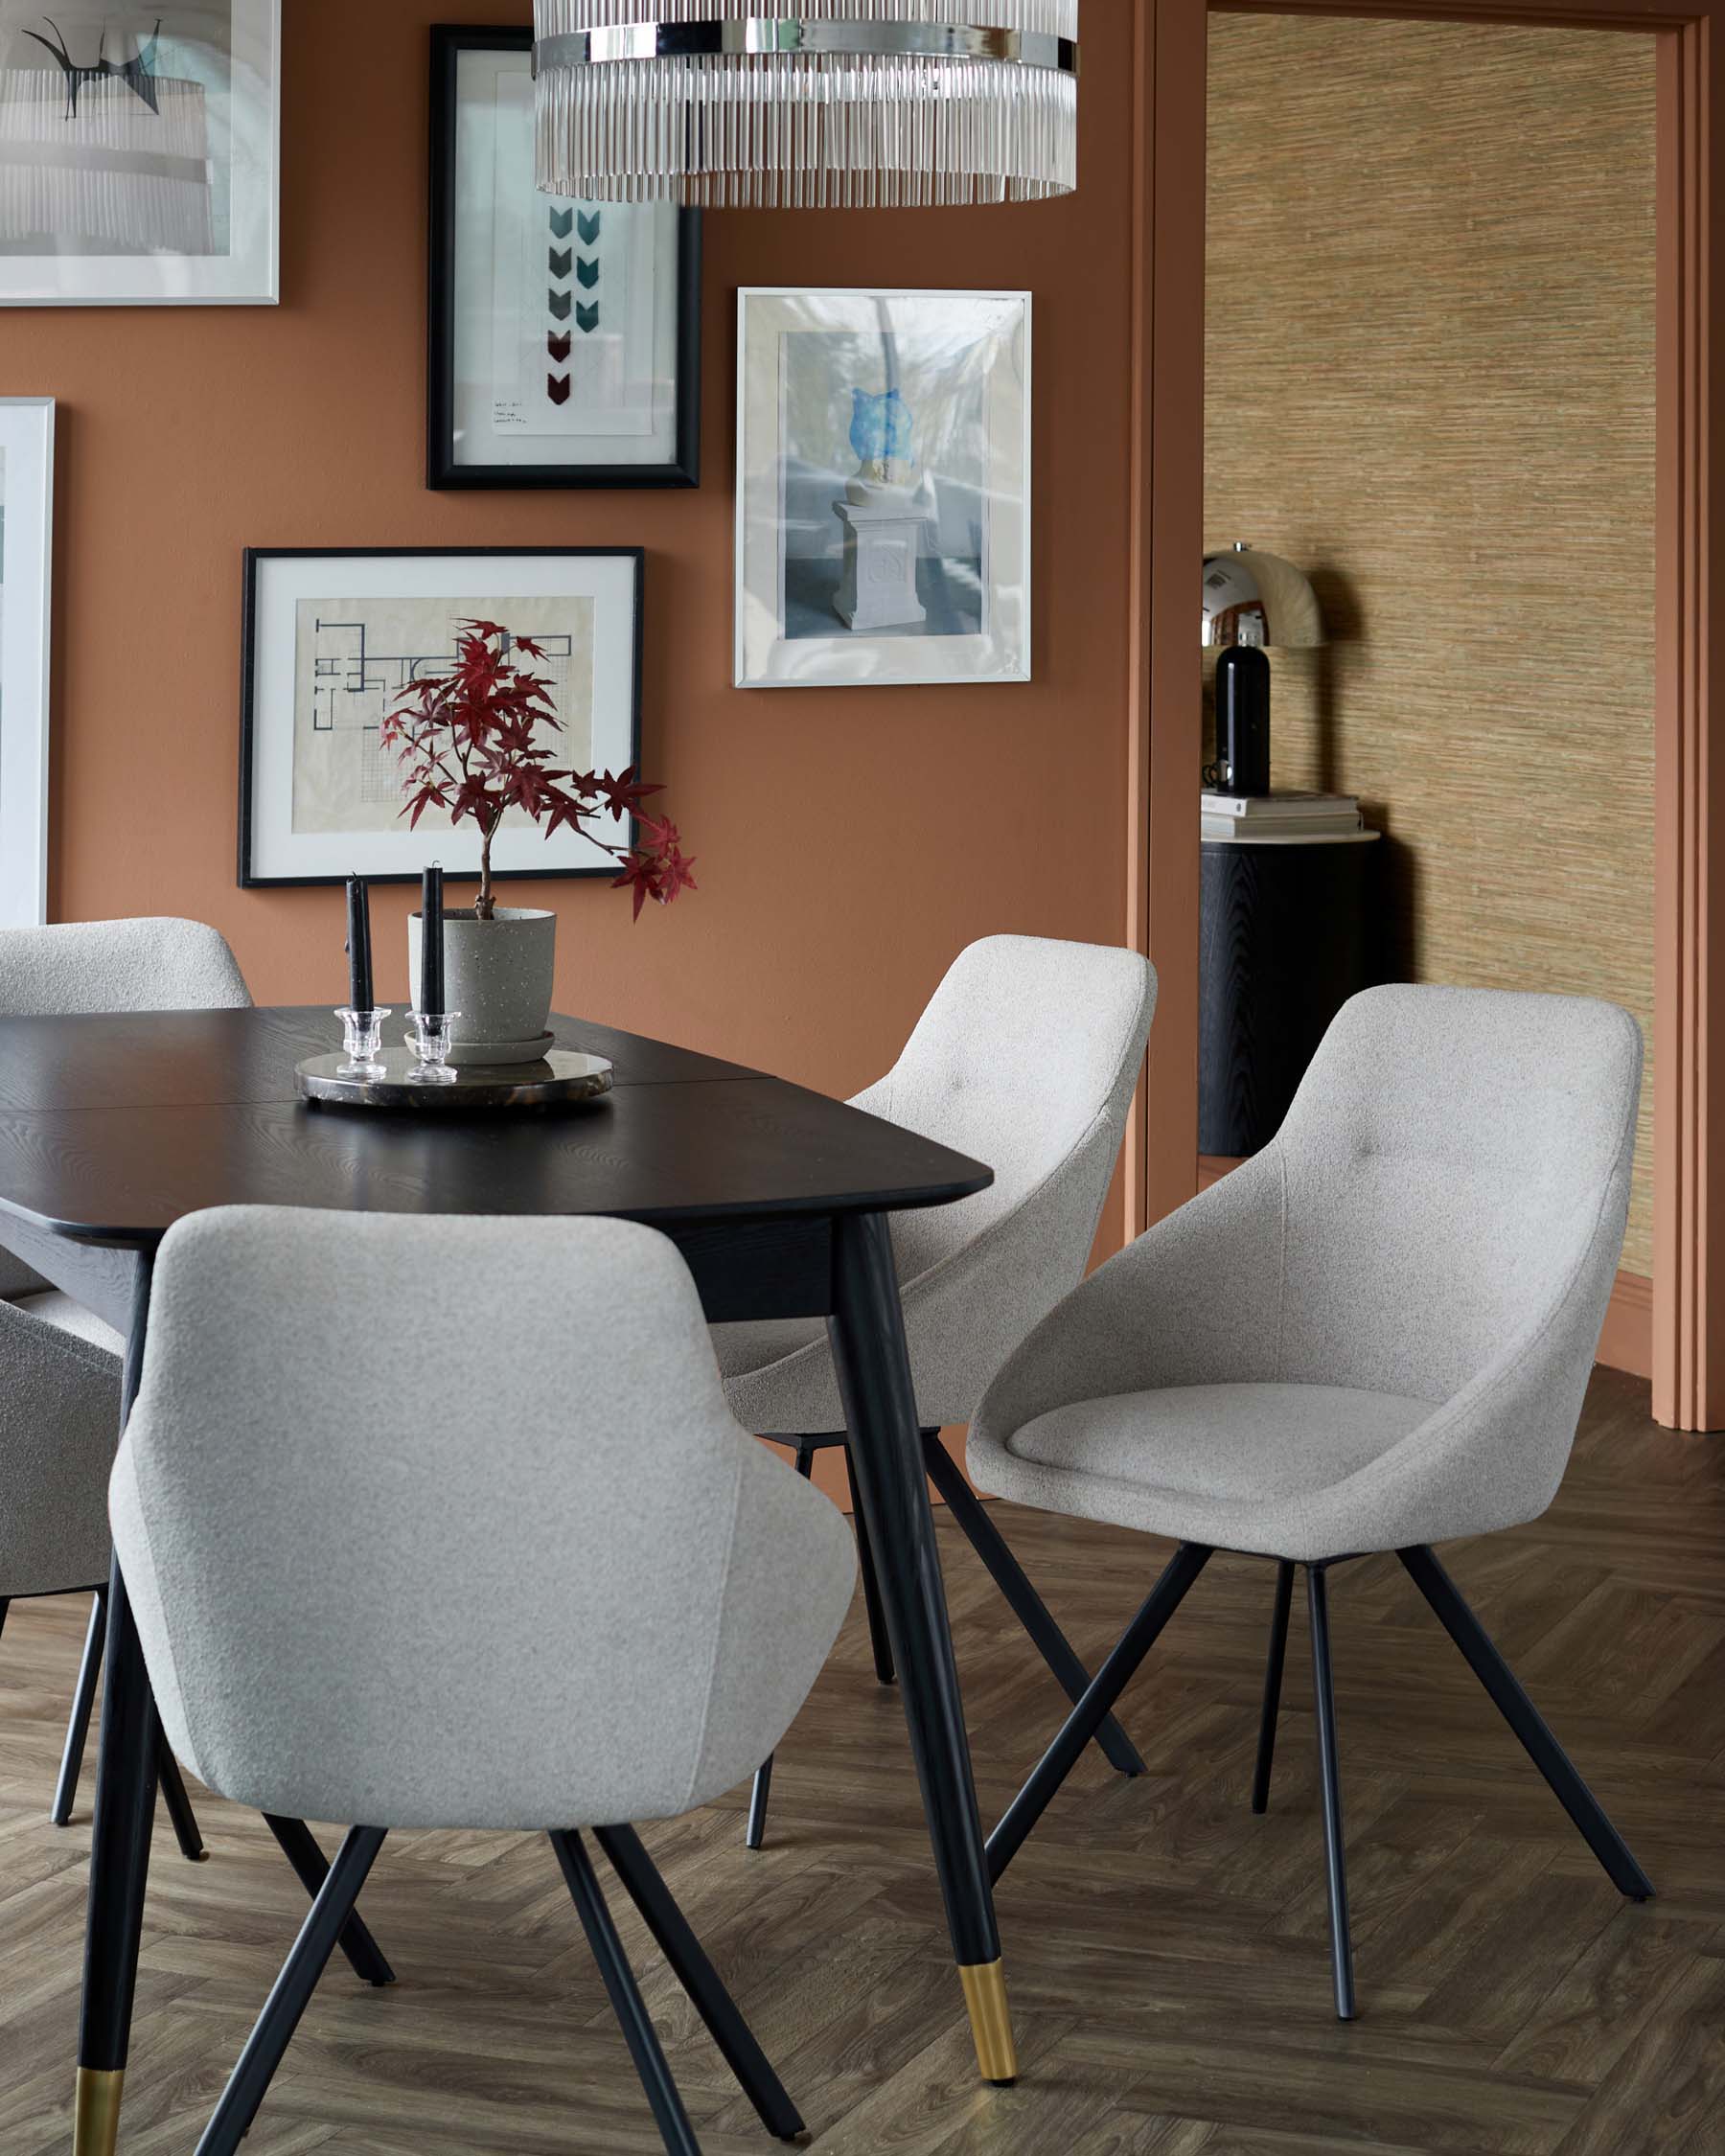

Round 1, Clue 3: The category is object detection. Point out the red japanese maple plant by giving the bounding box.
[379,618,695,921]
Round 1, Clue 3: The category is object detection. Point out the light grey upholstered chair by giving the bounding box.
[109,1205,856,2156]
[0,917,249,1849]
[970,984,1652,2019]
[714,932,1159,1846]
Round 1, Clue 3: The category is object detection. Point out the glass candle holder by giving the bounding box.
[335,1006,390,1077]
[405,1010,459,1083]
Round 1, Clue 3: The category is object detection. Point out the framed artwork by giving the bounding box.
[734,287,1031,690]
[239,546,644,888]
[0,396,52,927]
[427,25,700,490]
[0,1,280,306]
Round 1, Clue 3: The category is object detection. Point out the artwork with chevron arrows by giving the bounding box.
[0,0,279,303]
[428,29,700,488]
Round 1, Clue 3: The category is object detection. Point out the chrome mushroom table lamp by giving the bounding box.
[1201,541,1325,794]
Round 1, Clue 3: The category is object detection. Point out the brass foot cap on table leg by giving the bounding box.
[959,1959,1017,2085]
[74,2066,125,2156]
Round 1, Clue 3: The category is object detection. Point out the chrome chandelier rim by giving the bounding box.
[533,18,1081,76]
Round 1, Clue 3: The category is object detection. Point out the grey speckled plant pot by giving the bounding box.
[407,906,556,1056]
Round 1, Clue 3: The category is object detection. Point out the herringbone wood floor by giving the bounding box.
[3,1365,1724,2154]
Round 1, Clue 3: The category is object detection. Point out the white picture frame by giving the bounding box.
[0,0,280,307]
[0,396,53,929]
[735,287,1031,690]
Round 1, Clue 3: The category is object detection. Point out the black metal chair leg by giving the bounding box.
[1252,1561,1296,1815]
[595,1823,803,2142]
[263,1815,397,1986]
[53,1590,107,1827]
[920,1430,1147,1778]
[551,1830,702,2156]
[196,1826,387,2156]
[1398,1543,1654,1899]
[745,1445,817,1851]
[0,1594,9,1639]
[743,1754,775,1852]
[1306,1565,1356,2021]
[987,1542,1213,1884]
[847,1444,896,1685]
[156,1741,208,1863]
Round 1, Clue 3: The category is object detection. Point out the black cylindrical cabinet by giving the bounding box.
[1199,835,1381,1157]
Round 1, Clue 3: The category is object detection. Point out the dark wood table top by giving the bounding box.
[0,1006,992,1250]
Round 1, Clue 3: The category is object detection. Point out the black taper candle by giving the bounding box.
[344,872,373,1013]
[419,862,445,1016]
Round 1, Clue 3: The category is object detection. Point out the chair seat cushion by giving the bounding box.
[12,1290,125,1359]
[978,1382,1432,1558]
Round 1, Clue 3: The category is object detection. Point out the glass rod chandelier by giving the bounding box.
[533,0,1079,207]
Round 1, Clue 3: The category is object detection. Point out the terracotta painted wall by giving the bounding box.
[20,0,1137,1122]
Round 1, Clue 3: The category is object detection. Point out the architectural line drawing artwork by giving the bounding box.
[307,613,577,811]
[21,16,164,121]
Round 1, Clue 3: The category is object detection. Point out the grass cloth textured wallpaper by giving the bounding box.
[1205,13,1658,1273]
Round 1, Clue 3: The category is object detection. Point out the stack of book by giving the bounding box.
[1201,790,1368,844]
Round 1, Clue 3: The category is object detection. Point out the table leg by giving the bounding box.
[75,1251,160,2156]
[826,1211,1016,2086]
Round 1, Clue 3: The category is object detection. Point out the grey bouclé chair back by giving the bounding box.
[109,1208,857,1831]
[0,916,250,1018]
[720,933,1158,1434]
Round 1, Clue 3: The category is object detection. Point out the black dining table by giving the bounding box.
[0,1004,1019,2155]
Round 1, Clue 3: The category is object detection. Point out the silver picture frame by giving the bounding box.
[0,395,53,928]
[0,0,280,306]
[735,286,1031,689]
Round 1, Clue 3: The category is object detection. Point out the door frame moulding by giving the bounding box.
[1126,0,1719,1428]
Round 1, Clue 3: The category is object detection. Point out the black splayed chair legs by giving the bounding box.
[595,1823,804,2141]
[53,1591,107,1827]
[156,1742,208,1864]
[1304,1565,1356,2020]
[847,1445,896,1686]
[987,1542,1214,1884]
[263,1815,397,1987]
[985,1544,1652,2023]
[199,1824,771,2156]
[921,1430,1148,1779]
[196,1826,388,2156]
[748,1423,1149,1851]
[1397,1544,1653,1900]
[1251,1562,1296,1815]
[552,1830,702,2156]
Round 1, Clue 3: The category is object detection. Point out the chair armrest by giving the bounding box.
[1281,1186,1624,1555]
[969,1148,1288,1455]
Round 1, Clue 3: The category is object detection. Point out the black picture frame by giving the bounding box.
[238,544,646,889]
[427,25,702,491]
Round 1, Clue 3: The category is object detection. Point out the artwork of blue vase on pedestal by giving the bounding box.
[845,385,916,503]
